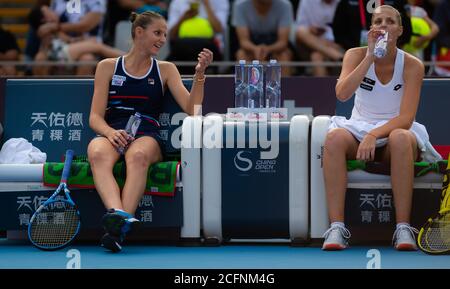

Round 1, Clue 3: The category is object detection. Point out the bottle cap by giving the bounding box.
[239,60,246,65]
[269,59,277,64]
[252,60,260,64]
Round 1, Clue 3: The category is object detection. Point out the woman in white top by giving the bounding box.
[322,5,441,251]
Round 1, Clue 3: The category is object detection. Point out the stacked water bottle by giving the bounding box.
[229,59,285,120]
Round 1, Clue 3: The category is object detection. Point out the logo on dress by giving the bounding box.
[363,77,376,86]
[360,77,375,91]
[148,78,155,85]
[393,84,402,91]
[360,83,373,91]
[112,75,126,86]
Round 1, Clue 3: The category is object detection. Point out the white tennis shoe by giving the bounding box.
[322,223,351,250]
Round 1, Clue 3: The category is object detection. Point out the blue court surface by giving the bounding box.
[1,239,449,269]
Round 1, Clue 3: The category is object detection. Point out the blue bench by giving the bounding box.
[0,79,202,243]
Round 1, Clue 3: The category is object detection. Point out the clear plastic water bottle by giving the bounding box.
[247,60,264,108]
[118,112,142,155]
[265,59,281,108]
[234,60,248,108]
[374,31,388,58]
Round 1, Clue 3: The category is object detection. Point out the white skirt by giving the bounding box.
[329,116,443,162]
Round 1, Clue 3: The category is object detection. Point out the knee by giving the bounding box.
[88,145,113,166]
[276,49,293,61]
[296,26,309,41]
[388,129,413,151]
[310,51,324,62]
[34,51,47,61]
[77,53,96,61]
[235,49,250,61]
[125,149,155,169]
[324,129,348,151]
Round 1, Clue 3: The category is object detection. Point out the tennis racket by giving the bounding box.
[418,169,450,254]
[28,149,81,250]
[418,208,450,255]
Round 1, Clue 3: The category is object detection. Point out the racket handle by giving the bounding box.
[61,149,74,183]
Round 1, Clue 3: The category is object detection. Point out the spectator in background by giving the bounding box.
[25,0,50,68]
[433,0,450,76]
[295,0,343,76]
[33,0,121,76]
[103,0,169,47]
[121,0,168,17]
[0,27,20,76]
[232,0,294,76]
[402,0,439,60]
[167,0,229,74]
[333,0,412,51]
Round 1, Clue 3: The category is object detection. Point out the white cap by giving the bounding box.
[252,60,260,64]
[239,60,246,64]
[269,59,277,64]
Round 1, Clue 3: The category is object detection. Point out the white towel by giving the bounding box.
[0,138,47,164]
[329,116,443,163]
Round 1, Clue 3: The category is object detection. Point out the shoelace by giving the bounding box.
[323,224,351,240]
[392,224,419,245]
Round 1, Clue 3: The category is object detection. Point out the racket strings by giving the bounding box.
[420,215,450,252]
[30,202,80,249]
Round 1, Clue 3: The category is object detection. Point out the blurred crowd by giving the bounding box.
[1,0,450,77]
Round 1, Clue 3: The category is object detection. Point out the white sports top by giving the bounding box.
[351,48,405,124]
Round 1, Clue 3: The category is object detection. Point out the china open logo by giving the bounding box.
[234,151,253,172]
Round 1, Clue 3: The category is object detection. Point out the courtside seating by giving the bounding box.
[0,79,201,242]
[310,79,450,242]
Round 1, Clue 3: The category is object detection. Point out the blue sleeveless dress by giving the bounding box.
[105,56,165,150]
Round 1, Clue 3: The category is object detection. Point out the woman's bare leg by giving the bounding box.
[121,137,162,215]
[378,129,418,223]
[323,128,359,223]
[67,41,126,60]
[88,137,123,210]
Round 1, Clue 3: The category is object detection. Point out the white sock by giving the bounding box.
[331,222,345,228]
[396,222,410,229]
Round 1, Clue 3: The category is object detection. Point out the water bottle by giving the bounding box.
[118,112,142,155]
[247,60,264,108]
[374,31,388,58]
[234,60,248,108]
[265,59,281,108]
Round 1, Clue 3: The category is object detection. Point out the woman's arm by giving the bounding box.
[413,16,440,48]
[202,0,223,33]
[169,8,198,40]
[89,59,130,148]
[266,27,290,54]
[335,48,374,101]
[164,48,213,115]
[335,29,386,101]
[60,12,103,35]
[368,55,424,139]
[235,27,258,53]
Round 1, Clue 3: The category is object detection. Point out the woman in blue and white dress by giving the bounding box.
[321,5,442,251]
[88,11,213,252]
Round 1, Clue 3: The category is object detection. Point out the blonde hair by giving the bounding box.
[129,11,165,39]
[372,5,402,26]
